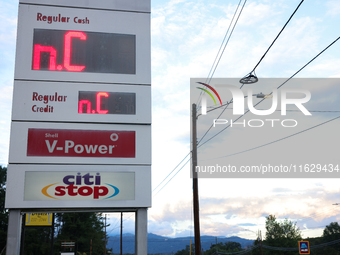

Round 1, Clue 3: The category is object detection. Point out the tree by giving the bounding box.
[322,222,340,253]
[23,227,52,255]
[175,244,194,255]
[204,241,242,255]
[0,166,8,254]
[264,215,302,255]
[323,222,340,240]
[54,212,109,255]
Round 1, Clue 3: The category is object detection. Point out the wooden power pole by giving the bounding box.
[192,104,201,255]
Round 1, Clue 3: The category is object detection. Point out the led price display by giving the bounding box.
[32,29,135,74]
[78,91,136,114]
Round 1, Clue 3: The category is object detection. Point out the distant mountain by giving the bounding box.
[107,233,254,254]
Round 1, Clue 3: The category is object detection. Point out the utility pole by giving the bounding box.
[120,212,123,255]
[192,103,201,255]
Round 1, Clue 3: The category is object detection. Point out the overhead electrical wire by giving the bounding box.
[153,3,340,196]
[249,0,305,74]
[202,115,340,161]
[196,0,247,108]
[216,245,260,255]
[153,157,191,197]
[197,0,305,146]
[152,152,191,193]
[215,239,340,254]
[205,0,242,84]
[262,239,340,251]
[205,0,247,85]
[154,0,248,196]
[198,34,340,149]
[154,34,340,195]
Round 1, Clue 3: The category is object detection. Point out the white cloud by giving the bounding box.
[326,0,340,16]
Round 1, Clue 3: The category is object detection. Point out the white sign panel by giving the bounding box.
[24,171,135,201]
[11,80,151,123]
[9,122,151,165]
[19,0,151,13]
[15,4,150,84]
[5,164,151,208]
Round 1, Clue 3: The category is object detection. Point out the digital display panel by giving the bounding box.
[78,91,136,114]
[32,29,136,74]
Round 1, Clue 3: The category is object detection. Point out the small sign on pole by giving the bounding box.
[25,213,53,226]
[299,241,310,254]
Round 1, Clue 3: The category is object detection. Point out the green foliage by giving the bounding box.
[250,237,262,255]
[250,215,303,255]
[0,166,8,253]
[321,222,340,254]
[204,241,242,255]
[265,215,302,243]
[323,222,340,241]
[174,244,194,255]
[23,227,52,255]
[54,212,109,255]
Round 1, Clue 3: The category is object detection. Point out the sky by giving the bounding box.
[1,0,340,244]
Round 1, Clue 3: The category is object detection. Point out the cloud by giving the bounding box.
[149,181,340,238]
[326,0,340,16]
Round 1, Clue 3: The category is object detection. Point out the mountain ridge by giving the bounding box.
[107,233,254,254]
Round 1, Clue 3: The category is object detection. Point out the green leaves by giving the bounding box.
[0,166,8,253]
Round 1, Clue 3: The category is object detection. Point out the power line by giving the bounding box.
[198,34,340,149]
[198,0,308,146]
[152,152,191,192]
[153,1,248,196]
[201,115,340,161]
[262,238,340,251]
[197,0,247,108]
[205,0,242,83]
[197,0,306,148]
[205,0,247,86]
[216,245,259,255]
[153,157,191,197]
[154,7,340,197]
[250,0,305,74]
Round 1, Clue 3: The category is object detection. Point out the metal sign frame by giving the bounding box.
[12,81,151,123]
[6,164,151,209]
[15,4,151,84]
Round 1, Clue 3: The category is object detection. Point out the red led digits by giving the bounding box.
[96,92,109,114]
[78,91,136,115]
[64,31,87,72]
[33,45,57,70]
[78,92,108,114]
[78,100,92,113]
[33,30,87,72]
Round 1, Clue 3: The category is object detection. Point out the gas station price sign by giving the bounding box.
[32,29,135,74]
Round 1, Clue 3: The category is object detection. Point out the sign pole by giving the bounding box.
[135,208,147,255]
[6,210,22,255]
[20,214,25,255]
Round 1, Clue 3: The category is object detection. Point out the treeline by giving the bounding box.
[175,215,340,255]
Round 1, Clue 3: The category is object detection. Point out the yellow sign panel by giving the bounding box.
[25,213,53,226]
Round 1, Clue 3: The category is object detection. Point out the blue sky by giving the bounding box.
[1,0,340,241]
